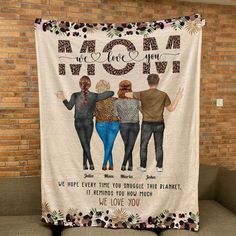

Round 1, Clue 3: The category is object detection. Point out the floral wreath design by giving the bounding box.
[34,14,204,38]
[42,202,199,231]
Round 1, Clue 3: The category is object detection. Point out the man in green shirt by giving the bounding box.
[126,74,183,172]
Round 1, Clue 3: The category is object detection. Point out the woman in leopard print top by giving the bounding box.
[95,80,120,171]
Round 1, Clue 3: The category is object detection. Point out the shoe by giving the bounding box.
[137,167,146,172]
[128,166,133,171]
[121,166,126,171]
[109,166,113,170]
[83,165,88,170]
[90,165,95,170]
[156,167,163,172]
[102,166,107,171]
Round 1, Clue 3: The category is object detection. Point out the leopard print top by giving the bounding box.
[95,97,118,122]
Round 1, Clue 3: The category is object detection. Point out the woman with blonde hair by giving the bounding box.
[114,80,140,171]
[56,76,114,170]
[95,80,119,171]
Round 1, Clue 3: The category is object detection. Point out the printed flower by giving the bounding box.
[106,28,121,38]
[39,205,199,231]
[156,210,171,223]
[35,18,42,24]
[90,208,104,219]
[126,213,141,228]
[188,212,199,230]
[164,216,175,229]
[189,212,199,222]
[185,18,202,34]
[67,208,78,216]
[137,22,148,31]
[112,208,128,224]
[36,14,202,37]
[85,24,100,34]
[153,21,165,30]
[51,210,64,222]
[58,21,70,33]
[81,214,92,226]
[171,16,188,30]
[66,208,79,223]
[171,20,183,30]
[42,202,51,217]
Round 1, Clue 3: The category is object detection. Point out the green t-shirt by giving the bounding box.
[133,89,171,122]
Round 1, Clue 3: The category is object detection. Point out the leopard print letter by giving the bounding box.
[80,40,95,75]
[155,61,167,73]
[102,39,135,76]
[143,37,158,74]
[173,61,180,73]
[166,35,180,49]
[58,40,72,53]
[58,40,72,75]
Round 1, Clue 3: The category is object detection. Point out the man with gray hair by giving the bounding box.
[126,74,183,172]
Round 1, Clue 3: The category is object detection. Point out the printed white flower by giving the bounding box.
[42,202,51,217]
[185,18,202,34]
[112,208,128,224]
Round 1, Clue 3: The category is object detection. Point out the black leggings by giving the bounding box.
[120,123,140,169]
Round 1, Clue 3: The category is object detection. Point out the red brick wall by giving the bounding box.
[0,0,235,176]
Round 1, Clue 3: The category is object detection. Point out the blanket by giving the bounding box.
[34,14,204,231]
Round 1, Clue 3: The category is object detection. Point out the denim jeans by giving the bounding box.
[96,121,120,168]
[140,121,165,168]
[74,118,94,169]
[120,123,140,170]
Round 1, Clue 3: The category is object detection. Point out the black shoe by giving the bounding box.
[83,165,88,170]
[121,166,126,171]
[128,166,133,171]
[90,165,95,170]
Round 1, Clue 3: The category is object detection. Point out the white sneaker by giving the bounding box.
[137,167,147,172]
[156,167,163,172]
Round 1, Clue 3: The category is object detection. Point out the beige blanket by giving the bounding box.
[35,14,204,231]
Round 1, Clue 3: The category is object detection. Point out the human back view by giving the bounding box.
[56,75,114,170]
[126,74,183,172]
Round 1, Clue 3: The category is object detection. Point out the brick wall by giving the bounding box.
[0,0,235,176]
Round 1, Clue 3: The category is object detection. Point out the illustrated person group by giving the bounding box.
[56,74,183,172]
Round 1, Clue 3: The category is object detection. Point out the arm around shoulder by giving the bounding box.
[125,92,141,99]
[97,91,114,101]
[125,92,134,98]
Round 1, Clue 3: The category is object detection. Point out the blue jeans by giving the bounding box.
[96,121,120,168]
[140,121,165,168]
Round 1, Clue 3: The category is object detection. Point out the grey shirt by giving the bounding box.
[114,99,140,123]
[63,91,114,120]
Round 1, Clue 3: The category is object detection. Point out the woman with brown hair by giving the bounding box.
[114,80,140,171]
[56,75,114,170]
[95,80,119,171]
